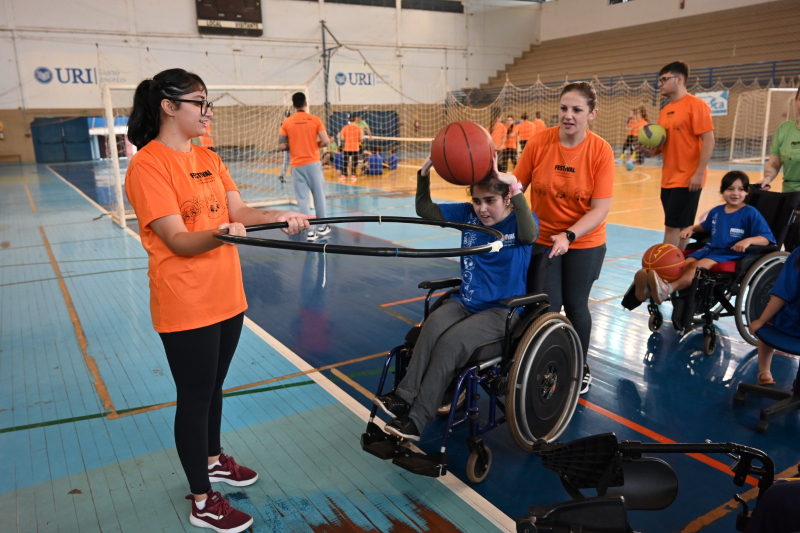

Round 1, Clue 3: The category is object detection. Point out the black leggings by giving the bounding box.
[531,243,606,360]
[498,148,518,173]
[159,312,244,495]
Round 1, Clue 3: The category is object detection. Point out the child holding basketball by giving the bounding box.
[373,156,538,441]
[634,171,775,304]
[748,246,800,385]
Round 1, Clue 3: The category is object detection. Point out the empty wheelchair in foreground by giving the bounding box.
[517,432,776,533]
[361,257,583,483]
[626,188,800,355]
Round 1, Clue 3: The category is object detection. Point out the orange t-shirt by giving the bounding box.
[513,127,615,249]
[532,119,547,136]
[125,141,247,333]
[340,123,362,152]
[517,120,534,141]
[658,93,714,189]
[491,122,507,149]
[503,126,517,150]
[279,111,326,168]
[199,124,214,148]
[632,118,647,136]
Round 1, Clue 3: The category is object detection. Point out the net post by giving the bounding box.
[760,89,774,166]
[103,84,126,229]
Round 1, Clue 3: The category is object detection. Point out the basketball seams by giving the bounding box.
[453,122,475,183]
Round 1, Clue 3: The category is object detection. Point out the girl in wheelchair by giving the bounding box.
[373,156,538,441]
[748,246,800,385]
[633,171,775,304]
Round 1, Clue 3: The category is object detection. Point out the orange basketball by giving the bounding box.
[642,243,686,282]
[430,121,496,185]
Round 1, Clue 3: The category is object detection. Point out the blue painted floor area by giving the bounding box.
[2,161,799,532]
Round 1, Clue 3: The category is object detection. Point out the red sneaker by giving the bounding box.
[186,490,253,533]
[209,452,259,487]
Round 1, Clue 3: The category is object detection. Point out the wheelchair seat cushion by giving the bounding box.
[709,260,737,274]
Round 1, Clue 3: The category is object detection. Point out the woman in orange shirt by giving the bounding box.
[125,68,310,533]
[513,81,615,395]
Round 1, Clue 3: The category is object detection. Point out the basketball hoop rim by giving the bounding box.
[213,216,505,258]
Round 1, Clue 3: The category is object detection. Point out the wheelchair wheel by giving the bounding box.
[735,252,788,346]
[466,445,492,483]
[507,313,582,451]
[648,311,663,332]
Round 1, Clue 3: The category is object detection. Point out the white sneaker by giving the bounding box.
[316,225,332,237]
[306,231,318,242]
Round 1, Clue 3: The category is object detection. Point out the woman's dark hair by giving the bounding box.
[127,68,207,150]
[639,107,648,121]
[469,175,510,198]
[561,81,597,111]
[720,170,750,193]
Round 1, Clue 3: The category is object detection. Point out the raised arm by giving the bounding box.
[416,158,445,221]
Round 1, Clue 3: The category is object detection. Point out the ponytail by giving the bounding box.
[127,68,207,150]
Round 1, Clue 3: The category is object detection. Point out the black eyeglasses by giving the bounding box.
[658,75,678,85]
[171,98,213,116]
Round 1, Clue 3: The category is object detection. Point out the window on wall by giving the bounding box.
[609,0,634,4]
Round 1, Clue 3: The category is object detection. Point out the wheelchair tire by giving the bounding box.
[507,313,582,451]
[735,251,788,346]
[648,311,663,332]
[466,445,492,483]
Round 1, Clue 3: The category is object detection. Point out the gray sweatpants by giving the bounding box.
[395,299,519,433]
[532,243,606,359]
[291,162,327,220]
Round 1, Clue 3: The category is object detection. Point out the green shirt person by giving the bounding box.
[761,87,800,192]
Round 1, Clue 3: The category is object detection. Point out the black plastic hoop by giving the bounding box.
[213,216,504,258]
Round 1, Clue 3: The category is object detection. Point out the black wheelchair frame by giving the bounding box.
[361,272,584,483]
[516,432,777,533]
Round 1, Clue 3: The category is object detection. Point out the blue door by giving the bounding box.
[31,118,93,163]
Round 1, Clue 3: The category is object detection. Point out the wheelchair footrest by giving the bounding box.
[516,496,632,533]
[361,422,406,460]
[393,450,448,478]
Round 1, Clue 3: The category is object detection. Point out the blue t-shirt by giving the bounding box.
[770,247,800,337]
[333,152,344,171]
[367,154,383,174]
[689,204,775,262]
[438,203,534,314]
[386,154,398,170]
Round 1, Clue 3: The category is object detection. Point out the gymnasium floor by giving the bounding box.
[1,159,798,533]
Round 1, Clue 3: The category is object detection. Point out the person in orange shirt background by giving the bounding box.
[532,111,547,136]
[491,114,507,153]
[124,68,311,533]
[279,92,331,241]
[199,121,215,152]
[338,114,363,182]
[514,81,615,395]
[642,61,715,249]
[498,115,518,172]
[621,108,637,161]
[631,107,649,165]
[517,113,534,151]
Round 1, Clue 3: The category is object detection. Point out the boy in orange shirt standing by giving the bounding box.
[339,114,363,182]
[644,61,715,249]
[279,92,332,241]
[532,111,547,136]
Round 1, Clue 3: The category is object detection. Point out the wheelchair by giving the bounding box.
[516,432,777,533]
[623,188,800,356]
[360,253,584,483]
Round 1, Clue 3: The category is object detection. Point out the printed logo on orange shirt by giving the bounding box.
[190,170,213,180]
[554,164,575,173]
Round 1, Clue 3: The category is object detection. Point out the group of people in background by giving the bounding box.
[120,61,799,532]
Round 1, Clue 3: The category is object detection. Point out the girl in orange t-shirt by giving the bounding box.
[513,81,615,395]
[125,68,311,533]
[498,115,519,173]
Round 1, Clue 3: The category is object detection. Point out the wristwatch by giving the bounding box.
[509,181,523,194]
[562,230,576,243]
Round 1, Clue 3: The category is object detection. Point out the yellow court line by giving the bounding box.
[331,368,375,400]
[24,184,37,213]
[681,461,800,532]
[40,226,117,415]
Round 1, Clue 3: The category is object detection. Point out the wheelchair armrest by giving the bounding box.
[419,277,462,290]
[742,244,778,255]
[499,293,548,309]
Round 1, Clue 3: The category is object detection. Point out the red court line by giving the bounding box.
[579,398,758,486]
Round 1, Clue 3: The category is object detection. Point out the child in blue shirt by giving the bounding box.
[748,247,800,385]
[636,171,775,303]
[373,155,538,441]
[366,149,384,175]
[385,149,398,170]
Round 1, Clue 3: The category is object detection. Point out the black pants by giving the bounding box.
[344,151,359,176]
[498,148,518,173]
[531,243,606,359]
[159,312,244,494]
[622,134,636,156]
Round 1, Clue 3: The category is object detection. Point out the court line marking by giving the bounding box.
[40,226,117,415]
[244,316,516,532]
[681,461,800,533]
[330,368,375,399]
[24,184,37,212]
[578,398,759,487]
[614,170,652,186]
[381,291,446,308]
